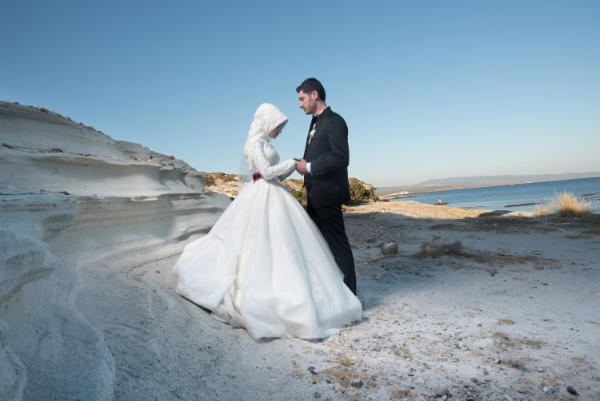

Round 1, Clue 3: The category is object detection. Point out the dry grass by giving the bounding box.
[521,338,545,349]
[501,356,530,371]
[415,238,464,258]
[389,388,415,399]
[391,344,412,359]
[532,204,553,216]
[493,331,516,347]
[551,191,595,218]
[493,331,545,349]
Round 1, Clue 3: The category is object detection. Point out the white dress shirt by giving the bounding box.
[306,107,327,174]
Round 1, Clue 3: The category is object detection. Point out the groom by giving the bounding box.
[295,78,357,295]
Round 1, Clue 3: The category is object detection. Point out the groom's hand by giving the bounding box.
[295,159,308,175]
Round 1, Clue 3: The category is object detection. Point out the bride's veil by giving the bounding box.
[237,103,286,195]
[237,157,251,195]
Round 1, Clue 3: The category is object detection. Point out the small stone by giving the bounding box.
[434,387,451,398]
[313,392,321,399]
[542,386,549,393]
[470,377,478,383]
[333,383,345,393]
[381,241,398,255]
[567,386,579,396]
[516,386,528,394]
[351,380,363,388]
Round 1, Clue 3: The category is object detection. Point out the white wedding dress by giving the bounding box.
[174,103,362,340]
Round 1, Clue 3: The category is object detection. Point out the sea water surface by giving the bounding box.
[392,177,600,212]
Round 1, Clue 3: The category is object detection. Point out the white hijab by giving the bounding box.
[238,103,288,194]
[243,103,288,162]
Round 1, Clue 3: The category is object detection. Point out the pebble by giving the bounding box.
[470,377,478,383]
[351,380,364,388]
[515,386,528,394]
[567,386,579,396]
[433,387,451,398]
[381,241,398,255]
[313,392,321,399]
[333,383,345,393]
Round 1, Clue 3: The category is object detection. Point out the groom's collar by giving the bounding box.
[313,106,330,118]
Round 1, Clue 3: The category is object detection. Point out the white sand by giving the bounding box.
[2,102,599,400]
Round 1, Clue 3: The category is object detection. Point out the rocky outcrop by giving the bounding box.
[0,101,230,401]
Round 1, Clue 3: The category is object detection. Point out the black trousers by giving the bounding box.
[306,197,357,294]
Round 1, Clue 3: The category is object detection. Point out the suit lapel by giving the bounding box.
[306,108,330,146]
[303,107,332,159]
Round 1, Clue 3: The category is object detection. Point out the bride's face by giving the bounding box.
[269,125,283,139]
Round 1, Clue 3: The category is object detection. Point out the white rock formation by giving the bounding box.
[0,101,230,401]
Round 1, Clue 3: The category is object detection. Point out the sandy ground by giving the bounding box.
[61,200,600,401]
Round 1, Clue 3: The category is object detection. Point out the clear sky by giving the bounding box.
[2,1,599,186]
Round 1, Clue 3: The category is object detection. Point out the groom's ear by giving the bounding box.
[311,90,319,101]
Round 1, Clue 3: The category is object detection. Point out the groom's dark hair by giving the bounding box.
[296,78,326,102]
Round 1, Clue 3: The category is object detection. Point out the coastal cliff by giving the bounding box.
[0,101,230,401]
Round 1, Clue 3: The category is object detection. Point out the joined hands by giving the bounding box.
[295,158,308,175]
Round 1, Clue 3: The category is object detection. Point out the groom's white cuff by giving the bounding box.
[306,162,312,174]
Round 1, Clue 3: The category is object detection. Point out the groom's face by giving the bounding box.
[298,90,318,115]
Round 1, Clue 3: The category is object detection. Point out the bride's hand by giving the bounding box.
[295,159,308,175]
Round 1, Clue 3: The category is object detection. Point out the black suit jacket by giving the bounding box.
[303,107,351,208]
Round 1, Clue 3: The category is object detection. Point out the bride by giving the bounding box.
[173,103,362,340]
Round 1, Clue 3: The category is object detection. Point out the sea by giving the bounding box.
[391,177,600,212]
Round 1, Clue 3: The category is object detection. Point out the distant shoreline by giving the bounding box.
[378,182,524,197]
[376,176,600,198]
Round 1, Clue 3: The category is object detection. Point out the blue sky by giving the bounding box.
[2,1,599,186]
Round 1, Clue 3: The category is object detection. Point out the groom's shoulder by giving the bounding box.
[324,108,345,123]
[326,109,347,131]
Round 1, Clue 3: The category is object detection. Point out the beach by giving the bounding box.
[2,102,599,400]
[48,200,600,400]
